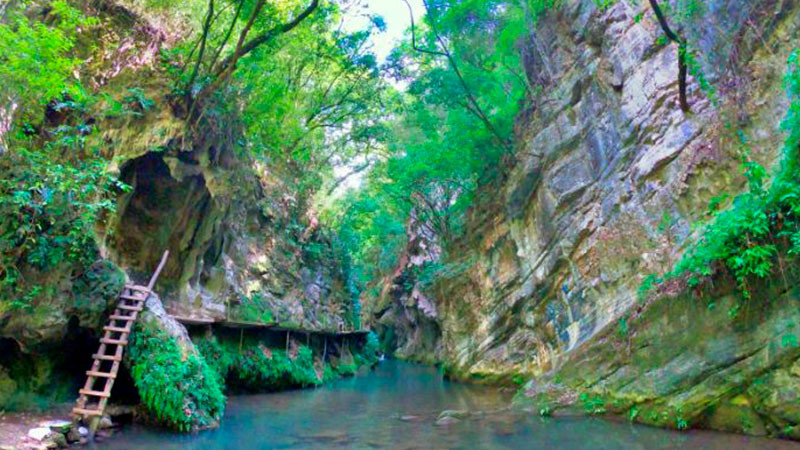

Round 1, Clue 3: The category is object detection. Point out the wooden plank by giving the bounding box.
[79,389,110,398]
[86,371,115,378]
[118,304,143,312]
[269,325,369,337]
[103,326,131,333]
[171,315,217,325]
[124,284,150,293]
[219,320,277,329]
[100,338,128,346]
[146,251,169,291]
[120,294,147,301]
[92,353,122,362]
[72,408,103,417]
[109,314,135,321]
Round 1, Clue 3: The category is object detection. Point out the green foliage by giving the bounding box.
[234,8,389,188]
[0,366,16,411]
[0,2,128,314]
[675,405,689,431]
[629,406,640,422]
[231,291,274,324]
[0,145,128,310]
[324,0,537,299]
[593,0,615,10]
[195,334,320,391]
[127,324,225,432]
[121,87,156,116]
[334,360,358,377]
[653,51,800,299]
[363,331,381,363]
[617,314,630,337]
[0,1,96,121]
[579,392,607,415]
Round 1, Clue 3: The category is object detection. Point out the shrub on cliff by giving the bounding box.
[127,324,225,432]
[0,2,128,315]
[658,50,800,302]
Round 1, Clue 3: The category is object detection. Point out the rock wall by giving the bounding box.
[87,63,354,332]
[0,0,355,412]
[370,214,443,363]
[382,0,800,437]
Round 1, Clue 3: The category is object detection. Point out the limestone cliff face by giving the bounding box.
[385,0,800,437]
[95,80,354,331]
[0,0,353,351]
[370,213,443,363]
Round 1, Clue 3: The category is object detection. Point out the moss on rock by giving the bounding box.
[126,322,225,432]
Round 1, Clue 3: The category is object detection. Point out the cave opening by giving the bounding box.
[112,151,214,289]
[0,317,139,411]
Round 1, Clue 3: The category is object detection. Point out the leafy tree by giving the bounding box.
[324,0,537,295]
[0,1,96,147]
[0,2,125,312]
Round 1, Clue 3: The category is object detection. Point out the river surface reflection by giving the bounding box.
[95,360,797,449]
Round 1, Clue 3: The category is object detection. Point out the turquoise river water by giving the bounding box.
[94,361,798,449]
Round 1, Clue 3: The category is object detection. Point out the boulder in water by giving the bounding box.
[437,409,469,420]
[434,416,460,426]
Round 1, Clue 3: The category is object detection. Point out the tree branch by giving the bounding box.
[648,0,690,112]
[326,159,373,195]
[208,0,246,74]
[186,0,215,103]
[197,0,319,103]
[216,0,319,79]
[408,0,512,151]
[402,0,446,57]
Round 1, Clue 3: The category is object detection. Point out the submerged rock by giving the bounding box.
[45,433,67,449]
[437,410,469,420]
[434,416,460,427]
[399,415,424,422]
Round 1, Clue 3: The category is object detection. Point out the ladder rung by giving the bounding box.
[118,304,143,312]
[125,285,150,293]
[86,370,115,378]
[103,326,130,333]
[93,353,122,362]
[100,338,128,346]
[120,294,146,301]
[80,389,111,398]
[109,314,136,321]
[72,407,104,417]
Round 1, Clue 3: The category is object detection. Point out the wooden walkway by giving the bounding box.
[72,251,169,432]
[170,315,369,337]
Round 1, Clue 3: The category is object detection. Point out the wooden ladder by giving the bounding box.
[72,251,169,431]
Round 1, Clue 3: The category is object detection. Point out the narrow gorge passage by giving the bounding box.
[3,0,800,449]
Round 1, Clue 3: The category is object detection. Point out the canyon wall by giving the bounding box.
[0,0,359,416]
[378,0,800,437]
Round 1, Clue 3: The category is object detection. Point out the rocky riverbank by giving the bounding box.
[0,405,127,450]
